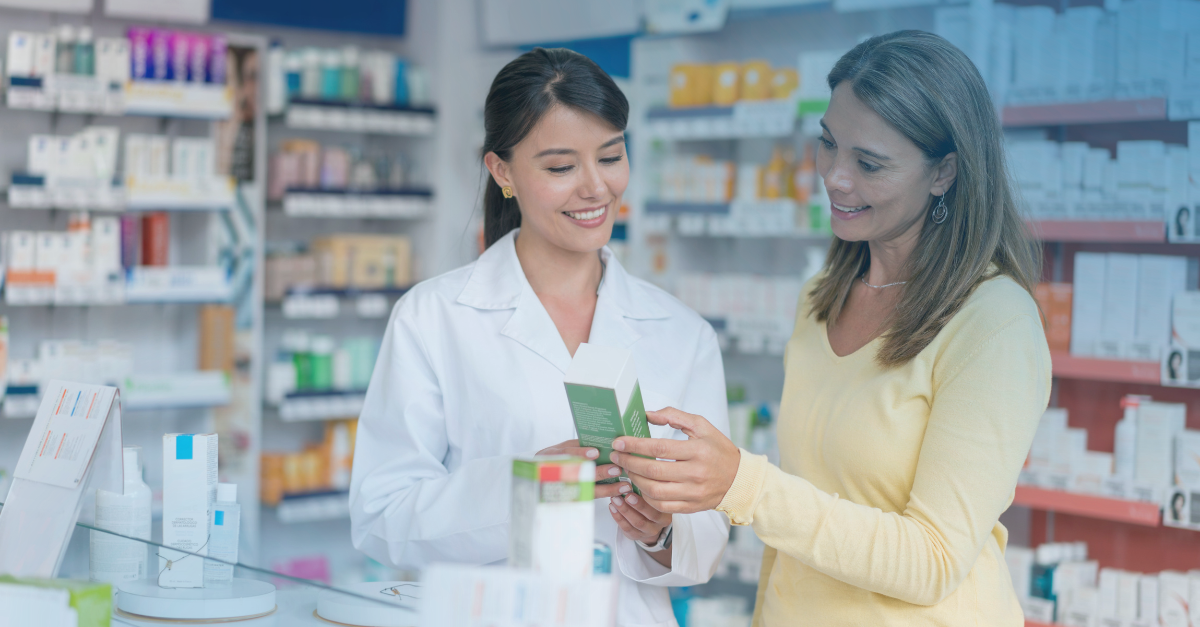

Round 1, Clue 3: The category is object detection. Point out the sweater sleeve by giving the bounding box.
[750,545,777,627]
[717,314,1050,606]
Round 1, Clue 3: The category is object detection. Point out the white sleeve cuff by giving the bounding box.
[614,511,729,587]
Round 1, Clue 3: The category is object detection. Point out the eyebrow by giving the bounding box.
[533,134,626,158]
[819,120,891,161]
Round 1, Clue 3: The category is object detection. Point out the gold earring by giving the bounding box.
[502,186,514,199]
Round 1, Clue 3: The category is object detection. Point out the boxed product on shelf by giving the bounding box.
[260,419,358,506]
[667,59,799,109]
[310,235,413,290]
[270,331,380,399]
[265,43,427,112]
[4,216,124,305]
[1069,252,1196,361]
[1034,282,1072,353]
[265,253,319,301]
[199,305,236,373]
[1163,291,1200,387]
[675,273,804,353]
[268,139,412,200]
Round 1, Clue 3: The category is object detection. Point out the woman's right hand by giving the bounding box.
[536,439,630,499]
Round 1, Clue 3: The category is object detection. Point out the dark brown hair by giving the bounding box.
[807,30,1041,367]
[481,48,628,248]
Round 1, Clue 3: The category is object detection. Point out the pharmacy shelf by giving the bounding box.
[645,201,733,215]
[644,99,797,140]
[1051,353,1160,385]
[271,390,367,422]
[7,174,235,212]
[6,78,233,120]
[3,376,231,419]
[675,229,831,241]
[271,490,350,524]
[271,288,408,319]
[283,99,436,135]
[1001,98,1168,126]
[1011,486,1161,527]
[1026,622,1053,627]
[281,188,432,219]
[1027,219,1166,243]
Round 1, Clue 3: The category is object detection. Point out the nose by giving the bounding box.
[823,155,854,196]
[578,162,606,200]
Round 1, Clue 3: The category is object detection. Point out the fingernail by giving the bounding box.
[627,495,638,505]
[613,440,626,451]
[585,449,599,459]
[609,504,617,513]
[619,484,631,494]
[609,452,620,463]
[607,467,620,477]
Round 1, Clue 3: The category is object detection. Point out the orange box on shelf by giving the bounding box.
[712,62,741,106]
[140,212,170,266]
[771,67,800,99]
[199,305,236,373]
[1035,282,1072,353]
[668,63,715,108]
[739,60,772,101]
[310,235,413,290]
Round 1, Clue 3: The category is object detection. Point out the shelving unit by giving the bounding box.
[1028,219,1166,243]
[1011,486,1162,527]
[271,391,366,422]
[643,100,797,140]
[272,490,351,524]
[281,188,432,219]
[283,99,436,135]
[271,288,407,320]
[1050,353,1161,385]
[1001,98,1168,126]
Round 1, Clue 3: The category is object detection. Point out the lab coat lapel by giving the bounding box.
[501,288,573,373]
[587,248,669,350]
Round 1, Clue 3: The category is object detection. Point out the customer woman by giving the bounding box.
[349,48,730,626]
[609,31,1050,626]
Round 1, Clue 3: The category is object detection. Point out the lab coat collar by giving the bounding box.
[457,229,669,372]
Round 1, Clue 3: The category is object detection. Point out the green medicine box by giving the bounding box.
[563,343,652,492]
[0,575,112,627]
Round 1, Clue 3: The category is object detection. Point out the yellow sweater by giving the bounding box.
[717,275,1051,626]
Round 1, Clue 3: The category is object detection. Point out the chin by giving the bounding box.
[558,223,614,253]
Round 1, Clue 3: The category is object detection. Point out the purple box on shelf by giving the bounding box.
[170,31,190,83]
[120,214,139,269]
[188,34,210,84]
[149,29,172,81]
[128,27,153,80]
[209,34,227,85]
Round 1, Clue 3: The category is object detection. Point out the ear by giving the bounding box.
[484,152,514,192]
[930,152,958,197]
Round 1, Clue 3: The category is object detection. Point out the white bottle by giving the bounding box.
[90,446,152,590]
[204,483,241,587]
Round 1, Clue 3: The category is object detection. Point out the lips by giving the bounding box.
[832,202,870,214]
[564,206,607,221]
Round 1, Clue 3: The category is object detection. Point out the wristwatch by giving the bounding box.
[636,523,674,553]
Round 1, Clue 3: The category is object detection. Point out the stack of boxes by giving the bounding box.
[1067,252,1196,362]
[668,59,798,108]
[266,44,429,112]
[268,140,412,201]
[1007,540,1200,627]
[260,420,358,505]
[6,214,123,305]
[264,234,413,301]
[936,0,1200,106]
[1020,396,1196,507]
[675,274,805,353]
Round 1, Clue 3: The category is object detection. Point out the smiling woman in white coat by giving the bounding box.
[348,48,731,627]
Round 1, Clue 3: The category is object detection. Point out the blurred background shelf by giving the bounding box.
[270,490,351,524]
[1027,219,1166,243]
[1050,353,1160,385]
[1011,486,1162,528]
[1001,98,1168,126]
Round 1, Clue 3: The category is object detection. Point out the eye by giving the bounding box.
[548,165,574,174]
[600,155,624,165]
[858,160,880,173]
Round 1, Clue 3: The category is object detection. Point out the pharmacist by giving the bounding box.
[610,32,1051,626]
[350,48,730,627]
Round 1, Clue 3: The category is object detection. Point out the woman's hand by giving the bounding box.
[608,492,672,545]
[608,408,741,514]
[536,439,628,499]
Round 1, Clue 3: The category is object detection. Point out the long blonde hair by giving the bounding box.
[808,30,1041,367]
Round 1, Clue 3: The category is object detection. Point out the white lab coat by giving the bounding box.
[349,229,731,627]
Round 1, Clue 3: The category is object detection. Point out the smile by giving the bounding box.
[832,202,870,214]
[564,206,607,221]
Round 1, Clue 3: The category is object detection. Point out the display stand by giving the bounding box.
[116,578,277,621]
[0,381,122,577]
[315,581,419,627]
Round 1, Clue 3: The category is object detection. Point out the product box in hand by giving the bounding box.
[509,456,596,580]
[160,433,218,588]
[563,343,652,490]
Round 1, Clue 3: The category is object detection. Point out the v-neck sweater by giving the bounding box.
[717,274,1051,626]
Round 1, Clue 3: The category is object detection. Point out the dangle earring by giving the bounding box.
[931,194,948,224]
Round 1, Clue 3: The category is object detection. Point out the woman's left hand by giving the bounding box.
[608,492,671,545]
[609,407,742,515]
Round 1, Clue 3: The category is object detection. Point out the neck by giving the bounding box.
[865,227,920,286]
[514,229,603,299]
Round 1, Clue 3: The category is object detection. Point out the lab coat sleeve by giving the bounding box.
[349,303,514,570]
[615,322,732,586]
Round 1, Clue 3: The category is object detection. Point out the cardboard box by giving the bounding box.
[1035,282,1072,353]
[508,456,595,580]
[1071,252,1107,356]
[1099,253,1139,358]
[310,235,412,290]
[712,62,740,105]
[1140,574,1160,623]
[160,433,218,588]
[668,63,714,108]
[563,343,652,475]
[1135,401,1187,490]
[1134,255,1189,360]
[199,306,235,373]
[1160,571,1189,627]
